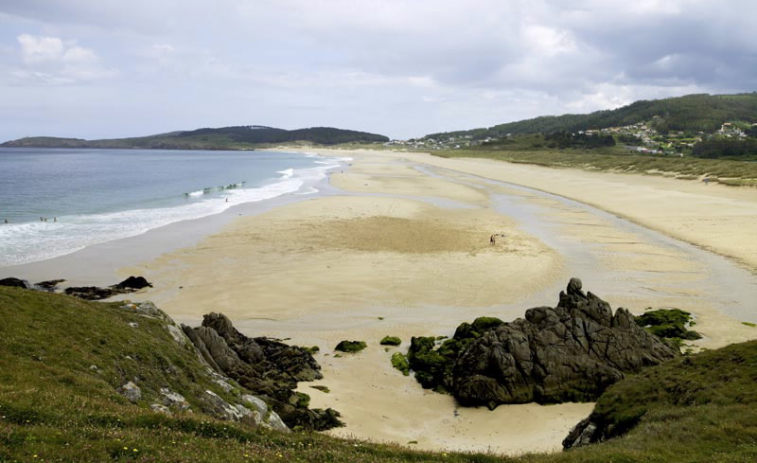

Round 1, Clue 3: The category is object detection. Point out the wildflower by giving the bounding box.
[133,448,139,452]
[123,447,128,450]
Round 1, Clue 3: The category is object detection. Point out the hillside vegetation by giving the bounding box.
[0,126,389,150]
[434,148,757,186]
[425,93,757,140]
[3,286,757,462]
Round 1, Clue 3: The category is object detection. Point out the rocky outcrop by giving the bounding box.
[407,279,678,410]
[454,279,678,408]
[35,279,66,291]
[563,417,605,449]
[0,277,33,289]
[114,276,152,291]
[65,276,153,300]
[182,313,342,431]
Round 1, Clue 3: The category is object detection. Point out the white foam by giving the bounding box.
[277,168,294,179]
[0,153,345,267]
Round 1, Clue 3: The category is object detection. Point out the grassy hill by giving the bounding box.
[3,286,757,462]
[0,126,389,151]
[424,93,757,140]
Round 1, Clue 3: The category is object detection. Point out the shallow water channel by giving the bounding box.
[412,162,757,328]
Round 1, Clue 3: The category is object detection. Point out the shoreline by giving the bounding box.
[4,147,757,455]
[0,150,347,286]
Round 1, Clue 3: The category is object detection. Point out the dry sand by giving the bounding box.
[121,147,757,455]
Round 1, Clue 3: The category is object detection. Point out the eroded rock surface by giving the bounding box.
[182,313,341,431]
[408,279,678,410]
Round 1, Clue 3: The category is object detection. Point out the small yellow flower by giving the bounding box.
[123,447,128,450]
[133,448,138,452]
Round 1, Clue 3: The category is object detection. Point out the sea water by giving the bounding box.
[0,148,344,267]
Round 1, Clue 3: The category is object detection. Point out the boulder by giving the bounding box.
[202,390,247,422]
[115,276,152,290]
[150,404,173,416]
[160,388,191,411]
[118,381,142,403]
[334,340,367,353]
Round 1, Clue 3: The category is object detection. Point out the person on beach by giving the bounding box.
[703,177,710,186]
[490,234,496,245]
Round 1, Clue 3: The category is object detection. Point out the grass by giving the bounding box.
[3,286,757,462]
[432,148,757,183]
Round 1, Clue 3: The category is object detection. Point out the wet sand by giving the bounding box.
[115,148,757,455]
[6,147,756,455]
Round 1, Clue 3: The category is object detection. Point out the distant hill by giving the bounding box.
[423,93,757,140]
[1,125,389,150]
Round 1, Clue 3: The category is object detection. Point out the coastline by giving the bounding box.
[5,147,757,455]
[0,150,346,286]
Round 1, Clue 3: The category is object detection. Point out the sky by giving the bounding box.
[0,0,756,141]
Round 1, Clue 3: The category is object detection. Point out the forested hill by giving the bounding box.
[423,93,757,140]
[1,125,389,150]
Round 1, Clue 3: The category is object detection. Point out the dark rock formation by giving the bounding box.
[408,278,678,410]
[65,286,116,300]
[35,279,66,291]
[114,276,152,291]
[454,278,677,408]
[0,277,33,289]
[182,313,341,431]
[563,417,604,449]
[64,276,153,300]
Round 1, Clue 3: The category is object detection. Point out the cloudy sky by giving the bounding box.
[1,0,755,141]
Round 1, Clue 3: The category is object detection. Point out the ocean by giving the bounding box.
[0,148,344,267]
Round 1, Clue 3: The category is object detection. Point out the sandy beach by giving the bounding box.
[1,147,748,455]
[105,148,757,455]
